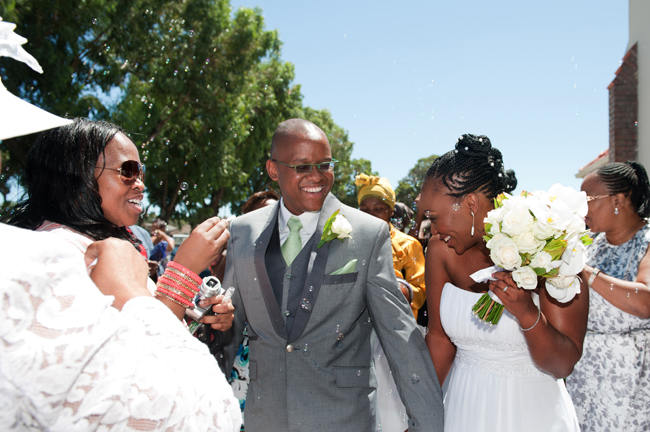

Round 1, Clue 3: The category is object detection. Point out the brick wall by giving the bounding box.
[608,43,638,162]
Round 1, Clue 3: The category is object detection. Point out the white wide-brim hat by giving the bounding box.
[0,17,71,140]
[0,81,72,140]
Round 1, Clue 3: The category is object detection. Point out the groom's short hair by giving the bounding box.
[270,118,328,157]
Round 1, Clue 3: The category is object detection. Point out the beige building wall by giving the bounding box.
[629,0,650,170]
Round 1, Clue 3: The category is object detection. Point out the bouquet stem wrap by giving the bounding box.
[472,291,504,325]
[470,266,504,325]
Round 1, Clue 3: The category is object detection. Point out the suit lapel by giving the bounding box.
[287,194,341,342]
[254,203,287,339]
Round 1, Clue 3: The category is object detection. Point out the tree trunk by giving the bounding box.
[210,188,224,217]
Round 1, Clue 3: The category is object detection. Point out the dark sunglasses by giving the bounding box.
[271,158,337,174]
[96,160,145,184]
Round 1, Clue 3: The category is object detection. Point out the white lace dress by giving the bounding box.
[440,282,579,432]
[0,223,242,431]
[566,226,650,431]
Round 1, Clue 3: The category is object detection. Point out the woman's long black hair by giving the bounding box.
[5,118,135,241]
[425,134,517,198]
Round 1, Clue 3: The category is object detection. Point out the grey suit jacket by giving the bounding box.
[223,193,443,432]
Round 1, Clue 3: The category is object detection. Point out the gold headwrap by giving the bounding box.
[355,174,396,210]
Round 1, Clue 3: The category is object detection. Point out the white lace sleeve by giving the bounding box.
[0,224,242,431]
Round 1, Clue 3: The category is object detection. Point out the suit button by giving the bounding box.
[286,344,294,352]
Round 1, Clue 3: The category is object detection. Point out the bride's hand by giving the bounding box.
[488,271,538,325]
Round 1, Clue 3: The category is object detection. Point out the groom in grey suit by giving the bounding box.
[216,118,443,431]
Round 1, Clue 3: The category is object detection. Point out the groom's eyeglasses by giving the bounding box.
[271,158,337,174]
[96,160,145,185]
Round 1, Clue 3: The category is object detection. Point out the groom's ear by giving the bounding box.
[266,159,279,182]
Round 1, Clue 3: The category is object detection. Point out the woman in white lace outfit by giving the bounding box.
[419,134,586,431]
[0,223,242,431]
[566,161,650,431]
[2,119,241,429]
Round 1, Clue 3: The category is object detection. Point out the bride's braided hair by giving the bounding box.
[425,134,517,199]
[598,161,650,218]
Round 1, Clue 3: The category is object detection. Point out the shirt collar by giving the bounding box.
[278,198,320,232]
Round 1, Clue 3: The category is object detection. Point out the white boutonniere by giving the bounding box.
[318,210,352,248]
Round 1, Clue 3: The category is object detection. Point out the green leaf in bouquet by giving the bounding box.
[494,193,507,208]
[532,267,547,276]
[485,222,493,234]
[545,267,560,277]
[580,233,593,246]
[543,238,567,261]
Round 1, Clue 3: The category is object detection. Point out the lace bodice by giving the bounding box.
[0,223,242,431]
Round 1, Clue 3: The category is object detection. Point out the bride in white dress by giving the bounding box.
[418,135,586,431]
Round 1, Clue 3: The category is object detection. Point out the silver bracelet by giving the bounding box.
[588,268,601,288]
[520,308,541,332]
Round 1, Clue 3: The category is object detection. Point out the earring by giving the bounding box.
[470,211,475,237]
[614,207,619,215]
[451,203,460,212]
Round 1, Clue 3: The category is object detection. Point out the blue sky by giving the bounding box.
[230,0,629,193]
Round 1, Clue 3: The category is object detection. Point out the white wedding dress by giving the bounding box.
[440,282,579,432]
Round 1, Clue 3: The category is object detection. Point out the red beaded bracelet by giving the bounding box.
[167,261,202,285]
[159,274,197,299]
[156,286,193,308]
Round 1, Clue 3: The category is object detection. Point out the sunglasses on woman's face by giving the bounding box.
[97,160,145,185]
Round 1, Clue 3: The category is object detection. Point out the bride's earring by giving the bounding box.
[451,203,460,212]
[470,211,475,237]
[614,207,619,215]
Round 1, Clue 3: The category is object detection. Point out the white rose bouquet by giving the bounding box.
[472,184,592,325]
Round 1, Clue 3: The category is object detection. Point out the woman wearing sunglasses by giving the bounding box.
[6,118,233,324]
[4,118,241,429]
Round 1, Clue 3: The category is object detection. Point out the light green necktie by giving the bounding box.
[281,216,303,266]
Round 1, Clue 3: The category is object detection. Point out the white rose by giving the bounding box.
[545,275,581,303]
[487,234,522,270]
[565,214,586,235]
[547,183,588,218]
[512,266,538,290]
[529,251,560,273]
[500,199,535,237]
[512,230,545,254]
[331,214,352,239]
[532,219,560,240]
[484,207,504,236]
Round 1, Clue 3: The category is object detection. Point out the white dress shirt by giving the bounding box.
[277,198,320,248]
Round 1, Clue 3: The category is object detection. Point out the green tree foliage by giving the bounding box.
[0,0,371,223]
[395,154,438,210]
